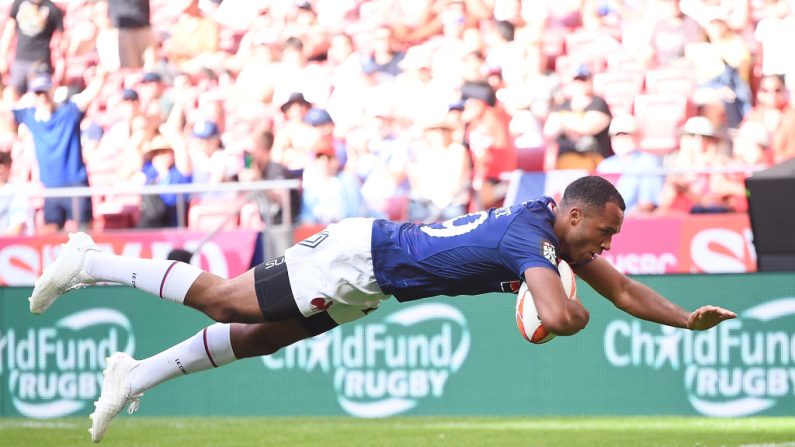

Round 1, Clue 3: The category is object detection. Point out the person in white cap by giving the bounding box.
[659,116,732,213]
[597,115,664,214]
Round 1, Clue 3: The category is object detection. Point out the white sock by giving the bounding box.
[84,251,203,304]
[128,323,237,396]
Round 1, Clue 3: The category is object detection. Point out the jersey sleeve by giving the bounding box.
[498,206,559,276]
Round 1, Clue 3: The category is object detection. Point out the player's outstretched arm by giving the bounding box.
[524,266,590,336]
[574,257,736,330]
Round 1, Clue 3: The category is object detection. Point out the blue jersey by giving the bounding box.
[371,197,560,302]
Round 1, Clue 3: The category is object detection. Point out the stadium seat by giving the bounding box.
[633,94,690,155]
[592,71,645,115]
[644,69,695,96]
[605,50,650,73]
[384,195,409,222]
[516,146,546,172]
[239,201,265,230]
[188,199,241,232]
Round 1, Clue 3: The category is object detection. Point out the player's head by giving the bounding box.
[556,176,625,263]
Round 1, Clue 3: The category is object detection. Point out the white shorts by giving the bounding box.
[254,218,390,334]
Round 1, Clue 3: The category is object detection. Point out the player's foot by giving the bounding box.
[29,232,99,314]
[89,352,142,443]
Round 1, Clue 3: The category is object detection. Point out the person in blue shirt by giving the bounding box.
[12,69,106,233]
[136,133,192,228]
[597,115,664,214]
[29,175,736,442]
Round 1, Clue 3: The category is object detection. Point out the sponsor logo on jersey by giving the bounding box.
[541,241,557,265]
[603,298,795,417]
[0,309,135,418]
[261,303,470,417]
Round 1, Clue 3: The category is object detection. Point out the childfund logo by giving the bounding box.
[603,298,795,417]
[262,303,470,417]
[0,308,135,418]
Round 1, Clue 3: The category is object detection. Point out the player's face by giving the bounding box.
[563,202,623,263]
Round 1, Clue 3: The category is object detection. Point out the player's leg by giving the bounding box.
[89,319,316,442]
[28,232,264,323]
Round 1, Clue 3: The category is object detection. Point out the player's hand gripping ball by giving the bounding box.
[515,260,577,344]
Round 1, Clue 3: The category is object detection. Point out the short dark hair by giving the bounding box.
[561,176,626,212]
[0,151,11,166]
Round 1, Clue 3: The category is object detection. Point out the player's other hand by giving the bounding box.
[687,305,737,331]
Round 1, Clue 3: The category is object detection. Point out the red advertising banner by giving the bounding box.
[602,216,683,274]
[604,213,755,274]
[0,230,261,286]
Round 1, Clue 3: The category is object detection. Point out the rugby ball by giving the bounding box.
[515,260,577,344]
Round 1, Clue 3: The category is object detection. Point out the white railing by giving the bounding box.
[3,179,302,258]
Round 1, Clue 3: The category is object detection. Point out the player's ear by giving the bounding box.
[568,207,584,226]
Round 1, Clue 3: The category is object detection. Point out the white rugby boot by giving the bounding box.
[89,352,143,443]
[29,232,99,314]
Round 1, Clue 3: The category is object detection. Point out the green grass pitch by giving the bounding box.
[2,416,795,446]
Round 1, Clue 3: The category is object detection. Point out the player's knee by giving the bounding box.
[208,304,242,323]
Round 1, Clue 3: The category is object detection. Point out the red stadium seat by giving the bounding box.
[239,201,265,230]
[592,71,645,115]
[645,69,695,96]
[633,94,690,155]
[605,50,650,73]
[516,146,546,172]
[188,199,241,232]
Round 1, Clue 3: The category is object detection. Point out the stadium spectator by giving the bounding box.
[407,114,471,222]
[0,150,33,235]
[741,74,795,163]
[659,116,732,214]
[0,0,65,101]
[11,68,106,233]
[103,0,155,70]
[597,115,664,214]
[299,135,367,224]
[753,0,795,94]
[238,128,299,225]
[647,0,706,67]
[544,64,612,170]
[681,0,751,32]
[187,119,238,197]
[137,71,167,120]
[359,25,405,78]
[347,107,410,221]
[732,120,773,167]
[136,132,192,228]
[163,0,219,72]
[704,14,751,83]
[462,80,515,209]
[271,92,313,175]
[91,88,142,160]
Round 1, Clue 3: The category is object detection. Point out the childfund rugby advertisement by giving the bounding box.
[1,273,794,417]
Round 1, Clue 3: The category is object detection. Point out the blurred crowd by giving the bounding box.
[1,0,794,236]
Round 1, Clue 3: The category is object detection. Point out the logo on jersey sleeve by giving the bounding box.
[541,241,557,265]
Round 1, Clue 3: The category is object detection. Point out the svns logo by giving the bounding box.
[262,303,470,417]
